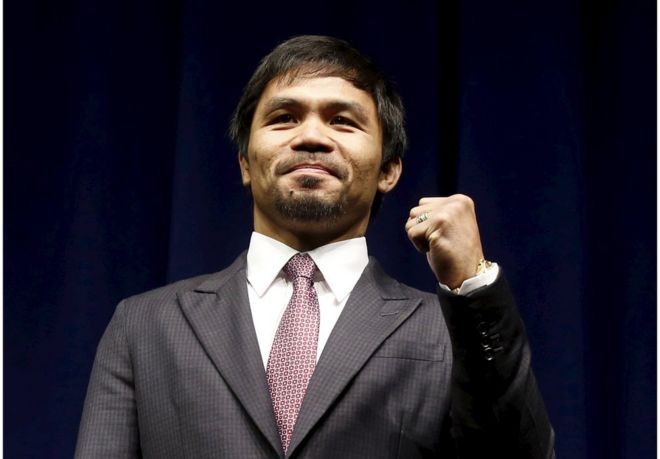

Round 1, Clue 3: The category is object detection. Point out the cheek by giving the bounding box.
[248,133,287,169]
[349,146,383,181]
[246,146,275,176]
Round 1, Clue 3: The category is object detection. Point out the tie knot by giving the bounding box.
[283,253,317,281]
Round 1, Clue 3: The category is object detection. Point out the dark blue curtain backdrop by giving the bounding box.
[6,0,656,457]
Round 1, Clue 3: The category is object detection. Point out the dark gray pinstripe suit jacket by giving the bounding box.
[75,253,555,458]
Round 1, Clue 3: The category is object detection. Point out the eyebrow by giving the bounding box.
[261,97,371,125]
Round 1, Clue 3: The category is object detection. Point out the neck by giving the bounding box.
[253,214,369,252]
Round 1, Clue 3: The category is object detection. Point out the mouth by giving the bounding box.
[286,163,336,176]
[277,158,346,179]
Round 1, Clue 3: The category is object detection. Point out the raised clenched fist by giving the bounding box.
[405,194,485,289]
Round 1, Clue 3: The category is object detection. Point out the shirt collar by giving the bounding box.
[246,231,369,302]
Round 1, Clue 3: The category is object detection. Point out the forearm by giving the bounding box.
[438,271,555,458]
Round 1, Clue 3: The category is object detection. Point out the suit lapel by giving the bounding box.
[177,253,283,457]
[287,258,422,456]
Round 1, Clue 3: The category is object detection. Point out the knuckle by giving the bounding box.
[427,229,442,243]
[433,211,449,224]
[427,230,449,250]
[453,193,474,209]
[455,193,474,206]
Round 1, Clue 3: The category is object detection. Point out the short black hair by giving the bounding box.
[229,35,407,168]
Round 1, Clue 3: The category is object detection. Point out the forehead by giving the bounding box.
[255,76,378,119]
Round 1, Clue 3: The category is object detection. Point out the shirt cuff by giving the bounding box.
[438,263,500,295]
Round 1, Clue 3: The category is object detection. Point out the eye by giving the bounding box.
[331,116,356,127]
[269,113,296,125]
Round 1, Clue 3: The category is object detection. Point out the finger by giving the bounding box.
[407,225,430,252]
[405,205,433,231]
[408,209,454,250]
[406,215,435,252]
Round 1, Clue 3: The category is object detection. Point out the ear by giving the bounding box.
[238,152,251,187]
[377,157,402,193]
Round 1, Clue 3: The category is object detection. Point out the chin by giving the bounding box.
[273,192,346,222]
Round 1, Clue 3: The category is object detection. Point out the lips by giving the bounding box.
[287,163,335,176]
[276,157,347,179]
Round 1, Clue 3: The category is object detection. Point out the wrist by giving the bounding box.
[475,258,493,276]
[450,258,495,294]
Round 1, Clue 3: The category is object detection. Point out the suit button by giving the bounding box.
[477,324,504,360]
[476,321,490,337]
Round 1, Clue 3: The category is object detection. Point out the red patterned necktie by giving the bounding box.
[266,253,320,453]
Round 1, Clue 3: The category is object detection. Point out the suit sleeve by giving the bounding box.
[75,300,142,458]
[437,271,555,459]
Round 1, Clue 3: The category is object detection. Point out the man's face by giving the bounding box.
[239,75,401,244]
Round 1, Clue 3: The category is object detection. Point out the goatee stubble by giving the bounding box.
[273,181,347,221]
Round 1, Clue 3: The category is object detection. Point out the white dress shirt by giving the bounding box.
[246,232,499,368]
[247,232,369,367]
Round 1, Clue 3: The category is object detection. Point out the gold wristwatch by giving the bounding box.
[475,258,493,276]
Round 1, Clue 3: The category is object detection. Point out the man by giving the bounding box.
[76,35,554,458]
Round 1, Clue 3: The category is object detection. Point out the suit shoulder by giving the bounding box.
[122,273,211,306]
[121,253,246,310]
[367,256,439,303]
[398,282,438,302]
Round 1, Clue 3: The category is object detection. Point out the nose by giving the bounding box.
[289,119,334,154]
